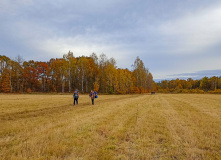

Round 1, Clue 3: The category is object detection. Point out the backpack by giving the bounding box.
[95,91,98,98]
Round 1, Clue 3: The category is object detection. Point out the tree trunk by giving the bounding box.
[69,61,71,92]
[69,76,71,92]
[81,72,84,93]
[62,75,65,93]
[10,67,12,93]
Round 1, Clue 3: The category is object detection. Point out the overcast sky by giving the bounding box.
[1,0,221,80]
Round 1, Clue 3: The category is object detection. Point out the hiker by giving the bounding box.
[73,90,79,106]
[89,90,95,105]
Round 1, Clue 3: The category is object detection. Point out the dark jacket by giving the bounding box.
[73,92,79,98]
[89,92,95,99]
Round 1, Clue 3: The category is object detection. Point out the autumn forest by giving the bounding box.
[0,52,153,94]
[1,52,221,94]
[157,76,221,94]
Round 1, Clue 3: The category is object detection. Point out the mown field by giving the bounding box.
[0,94,221,160]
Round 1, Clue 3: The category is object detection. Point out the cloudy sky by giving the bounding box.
[1,0,221,81]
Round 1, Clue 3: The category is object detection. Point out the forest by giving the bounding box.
[0,52,153,94]
[156,76,221,94]
[1,52,220,94]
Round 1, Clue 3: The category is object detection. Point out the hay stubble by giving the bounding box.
[0,94,220,159]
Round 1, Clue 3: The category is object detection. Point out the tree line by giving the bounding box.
[0,52,154,94]
[156,76,221,94]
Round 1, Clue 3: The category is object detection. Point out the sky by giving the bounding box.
[1,0,221,81]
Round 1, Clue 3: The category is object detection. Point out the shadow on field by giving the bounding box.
[0,104,72,121]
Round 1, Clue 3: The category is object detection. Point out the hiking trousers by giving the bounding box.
[91,98,94,105]
[74,98,78,105]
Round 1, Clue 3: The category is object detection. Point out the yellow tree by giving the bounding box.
[77,56,88,93]
[218,77,221,89]
[132,57,153,93]
[105,58,117,94]
[0,55,12,93]
[90,53,100,92]
[50,58,68,92]
[98,53,108,93]
[200,77,209,91]
[146,72,153,92]
[187,78,193,89]
[209,76,218,90]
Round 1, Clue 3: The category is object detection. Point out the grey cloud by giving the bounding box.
[168,69,221,79]
[154,69,221,82]
[1,0,221,79]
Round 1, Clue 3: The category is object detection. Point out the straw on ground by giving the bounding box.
[0,94,221,159]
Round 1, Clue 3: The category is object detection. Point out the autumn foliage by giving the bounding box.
[0,53,154,94]
[156,77,221,94]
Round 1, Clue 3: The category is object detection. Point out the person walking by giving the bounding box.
[73,90,79,106]
[89,90,95,105]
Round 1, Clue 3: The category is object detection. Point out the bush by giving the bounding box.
[27,88,32,93]
[208,89,221,94]
[187,89,204,94]
[180,89,189,93]
[157,88,205,94]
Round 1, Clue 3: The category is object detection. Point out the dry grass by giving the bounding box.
[0,94,221,159]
